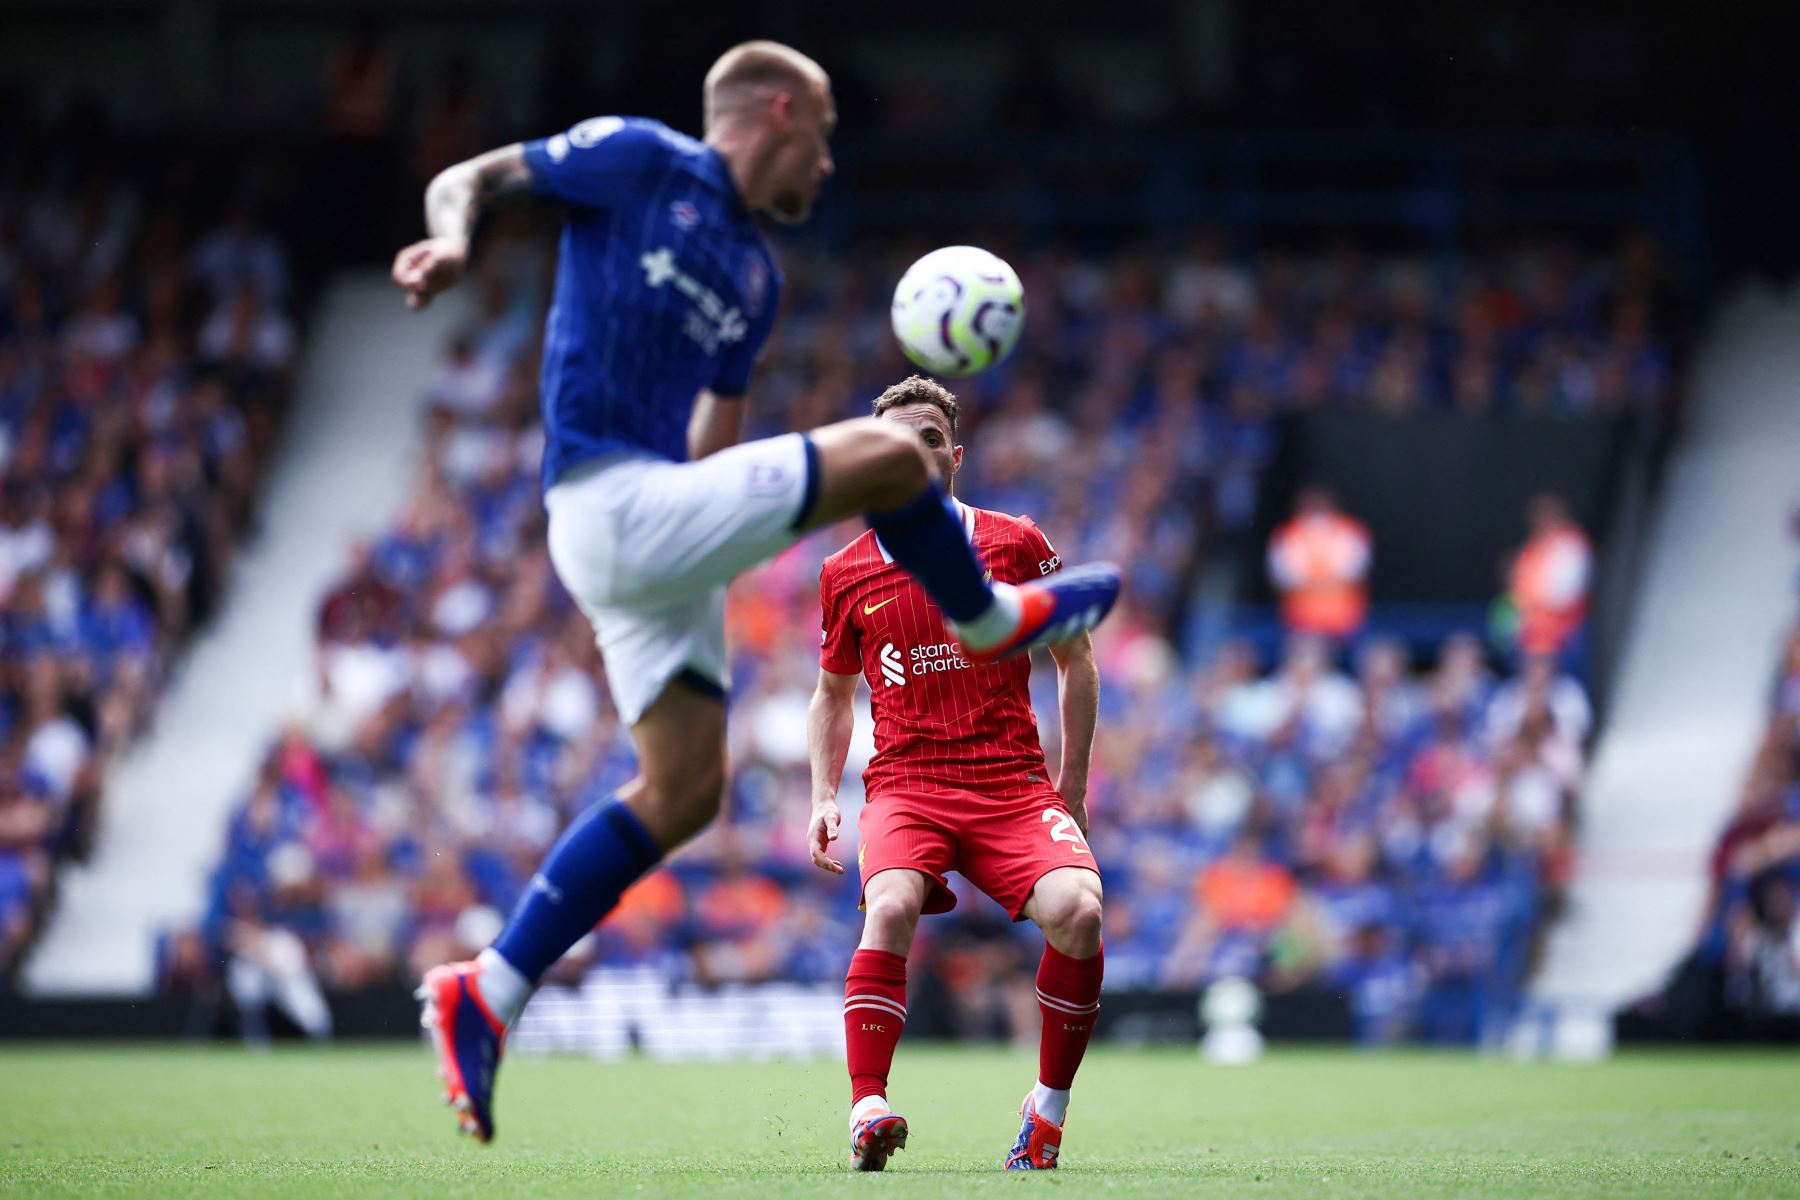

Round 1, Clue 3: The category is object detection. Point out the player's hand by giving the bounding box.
[1067,804,1090,839]
[1056,776,1089,837]
[808,802,845,874]
[391,236,467,310]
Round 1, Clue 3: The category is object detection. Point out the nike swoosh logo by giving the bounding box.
[863,597,899,615]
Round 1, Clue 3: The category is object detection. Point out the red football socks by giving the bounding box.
[1035,943,1103,1090]
[843,948,909,1105]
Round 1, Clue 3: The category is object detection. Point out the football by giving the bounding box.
[890,245,1026,376]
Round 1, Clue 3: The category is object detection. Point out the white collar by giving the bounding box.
[876,498,975,565]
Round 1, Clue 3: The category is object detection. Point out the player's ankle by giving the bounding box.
[953,582,1022,652]
[851,1094,890,1128]
[1032,1083,1071,1126]
[475,947,531,1028]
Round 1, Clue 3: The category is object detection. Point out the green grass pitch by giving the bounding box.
[3,1044,1797,1198]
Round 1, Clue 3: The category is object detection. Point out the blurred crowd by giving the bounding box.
[164,225,1628,1045]
[1638,617,1800,1041]
[759,230,1672,622]
[0,121,298,988]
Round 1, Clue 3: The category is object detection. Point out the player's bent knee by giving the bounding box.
[847,420,931,500]
[805,419,936,526]
[1043,884,1104,956]
[1071,893,1104,943]
[864,891,916,928]
[861,890,922,950]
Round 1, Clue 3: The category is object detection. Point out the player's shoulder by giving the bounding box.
[971,507,1061,575]
[969,506,1046,543]
[821,530,882,581]
[971,506,1031,530]
[542,115,698,169]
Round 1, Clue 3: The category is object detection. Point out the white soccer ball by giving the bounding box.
[890,245,1025,377]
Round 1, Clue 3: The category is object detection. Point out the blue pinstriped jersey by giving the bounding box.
[522,117,782,489]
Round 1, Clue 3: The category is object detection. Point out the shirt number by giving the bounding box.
[1042,807,1091,856]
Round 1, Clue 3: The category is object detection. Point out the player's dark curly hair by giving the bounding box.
[872,375,959,437]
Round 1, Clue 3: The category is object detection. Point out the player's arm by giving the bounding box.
[807,667,860,874]
[688,388,745,460]
[392,144,532,310]
[1047,632,1099,836]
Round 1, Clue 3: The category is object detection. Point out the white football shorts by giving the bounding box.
[544,432,817,726]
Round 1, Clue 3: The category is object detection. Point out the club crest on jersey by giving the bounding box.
[669,200,700,230]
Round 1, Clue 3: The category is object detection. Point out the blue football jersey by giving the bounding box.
[522,116,783,489]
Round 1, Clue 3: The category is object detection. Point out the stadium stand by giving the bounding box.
[0,111,299,989]
[1627,611,1800,1042]
[161,227,1679,1045]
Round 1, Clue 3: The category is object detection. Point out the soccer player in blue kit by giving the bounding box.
[390,41,1121,1144]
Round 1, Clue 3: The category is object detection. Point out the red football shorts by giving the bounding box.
[856,781,1101,920]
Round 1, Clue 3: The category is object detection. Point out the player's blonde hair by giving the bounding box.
[703,41,829,131]
[873,375,960,437]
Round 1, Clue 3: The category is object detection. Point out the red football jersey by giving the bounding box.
[819,501,1063,794]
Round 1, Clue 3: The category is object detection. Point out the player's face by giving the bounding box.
[766,79,836,224]
[882,404,961,487]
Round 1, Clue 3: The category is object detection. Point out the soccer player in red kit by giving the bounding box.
[807,376,1104,1172]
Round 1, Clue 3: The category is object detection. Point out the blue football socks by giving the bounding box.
[489,798,661,987]
[868,486,995,623]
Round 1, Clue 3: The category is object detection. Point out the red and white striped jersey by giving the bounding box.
[819,501,1063,794]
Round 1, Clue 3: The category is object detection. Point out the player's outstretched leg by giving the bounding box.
[843,869,931,1170]
[845,944,910,1171]
[801,419,1121,661]
[1008,867,1105,1170]
[419,684,725,1142]
[418,789,660,1142]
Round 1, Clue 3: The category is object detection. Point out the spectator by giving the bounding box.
[1504,493,1592,660]
[189,201,291,308]
[198,282,297,379]
[1268,485,1373,640]
[1223,634,1364,759]
[1329,924,1421,1046]
[1165,833,1298,986]
[1166,227,1255,329]
[1413,838,1513,1045]
[61,277,139,364]
[1487,653,1593,747]
[1641,613,1800,1040]
[1727,875,1800,1038]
